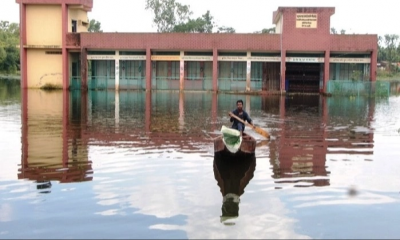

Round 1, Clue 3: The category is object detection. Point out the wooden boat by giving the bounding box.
[214,129,256,157]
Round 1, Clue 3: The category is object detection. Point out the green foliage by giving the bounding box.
[254,27,275,34]
[376,69,400,81]
[330,28,346,35]
[350,70,362,81]
[378,34,400,73]
[145,0,192,32]
[88,19,102,32]
[217,26,236,33]
[0,46,19,73]
[383,34,399,71]
[40,83,63,90]
[172,10,215,33]
[0,21,20,74]
[145,0,235,33]
[0,47,6,64]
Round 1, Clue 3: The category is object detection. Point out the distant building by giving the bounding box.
[16,1,377,94]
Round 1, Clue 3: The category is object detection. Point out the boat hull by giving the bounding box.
[214,133,256,156]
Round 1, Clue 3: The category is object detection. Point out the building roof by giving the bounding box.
[15,0,93,10]
[273,6,335,24]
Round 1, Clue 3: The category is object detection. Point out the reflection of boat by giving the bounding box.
[213,153,256,225]
[214,126,256,157]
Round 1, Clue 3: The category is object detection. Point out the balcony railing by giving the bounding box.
[66,33,81,48]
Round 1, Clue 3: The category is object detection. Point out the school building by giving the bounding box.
[16,0,377,94]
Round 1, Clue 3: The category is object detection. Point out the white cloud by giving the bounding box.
[0,204,13,222]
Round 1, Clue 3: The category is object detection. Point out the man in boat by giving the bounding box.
[229,99,253,136]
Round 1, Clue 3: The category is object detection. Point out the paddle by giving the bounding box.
[228,112,270,139]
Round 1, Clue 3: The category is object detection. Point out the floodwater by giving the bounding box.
[1,79,400,239]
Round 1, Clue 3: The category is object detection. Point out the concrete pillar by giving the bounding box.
[61,3,69,164]
[370,49,377,81]
[146,48,152,91]
[62,85,69,168]
[19,3,27,89]
[81,48,88,90]
[212,48,218,92]
[246,95,251,115]
[179,92,185,132]
[211,93,218,131]
[246,51,251,91]
[280,49,286,93]
[323,50,330,93]
[115,50,120,90]
[62,3,69,90]
[145,91,151,132]
[180,51,184,91]
[151,61,157,89]
[115,91,119,133]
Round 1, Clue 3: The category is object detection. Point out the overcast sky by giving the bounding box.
[1,0,400,37]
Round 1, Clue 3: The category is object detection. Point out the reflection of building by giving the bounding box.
[84,91,219,150]
[18,87,377,188]
[213,153,256,225]
[19,90,92,184]
[16,0,377,94]
[268,95,375,187]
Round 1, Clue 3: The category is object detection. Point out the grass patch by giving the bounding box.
[40,83,63,91]
[377,70,400,81]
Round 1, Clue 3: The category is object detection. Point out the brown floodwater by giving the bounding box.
[0,79,400,239]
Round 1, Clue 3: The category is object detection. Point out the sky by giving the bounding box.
[1,0,400,37]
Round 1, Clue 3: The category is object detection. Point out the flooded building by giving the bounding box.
[16,0,377,94]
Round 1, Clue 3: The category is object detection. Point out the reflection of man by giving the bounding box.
[36,181,52,194]
[213,154,256,225]
[221,193,240,224]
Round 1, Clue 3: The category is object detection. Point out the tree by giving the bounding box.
[329,28,346,35]
[0,21,19,74]
[262,27,275,33]
[172,10,215,33]
[0,47,6,65]
[384,34,399,71]
[88,19,102,32]
[397,42,400,66]
[145,0,234,33]
[254,27,275,34]
[145,0,192,33]
[217,26,235,33]
[377,35,386,62]
[0,45,19,73]
[200,10,215,33]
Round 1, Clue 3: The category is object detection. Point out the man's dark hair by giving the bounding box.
[236,99,243,105]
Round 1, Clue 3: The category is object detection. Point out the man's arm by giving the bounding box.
[229,110,236,122]
[244,111,253,125]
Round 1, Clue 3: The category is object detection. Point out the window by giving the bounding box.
[232,62,246,81]
[171,62,180,80]
[251,62,262,81]
[45,51,62,55]
[187,62,200,80]
[72,20,77,33]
